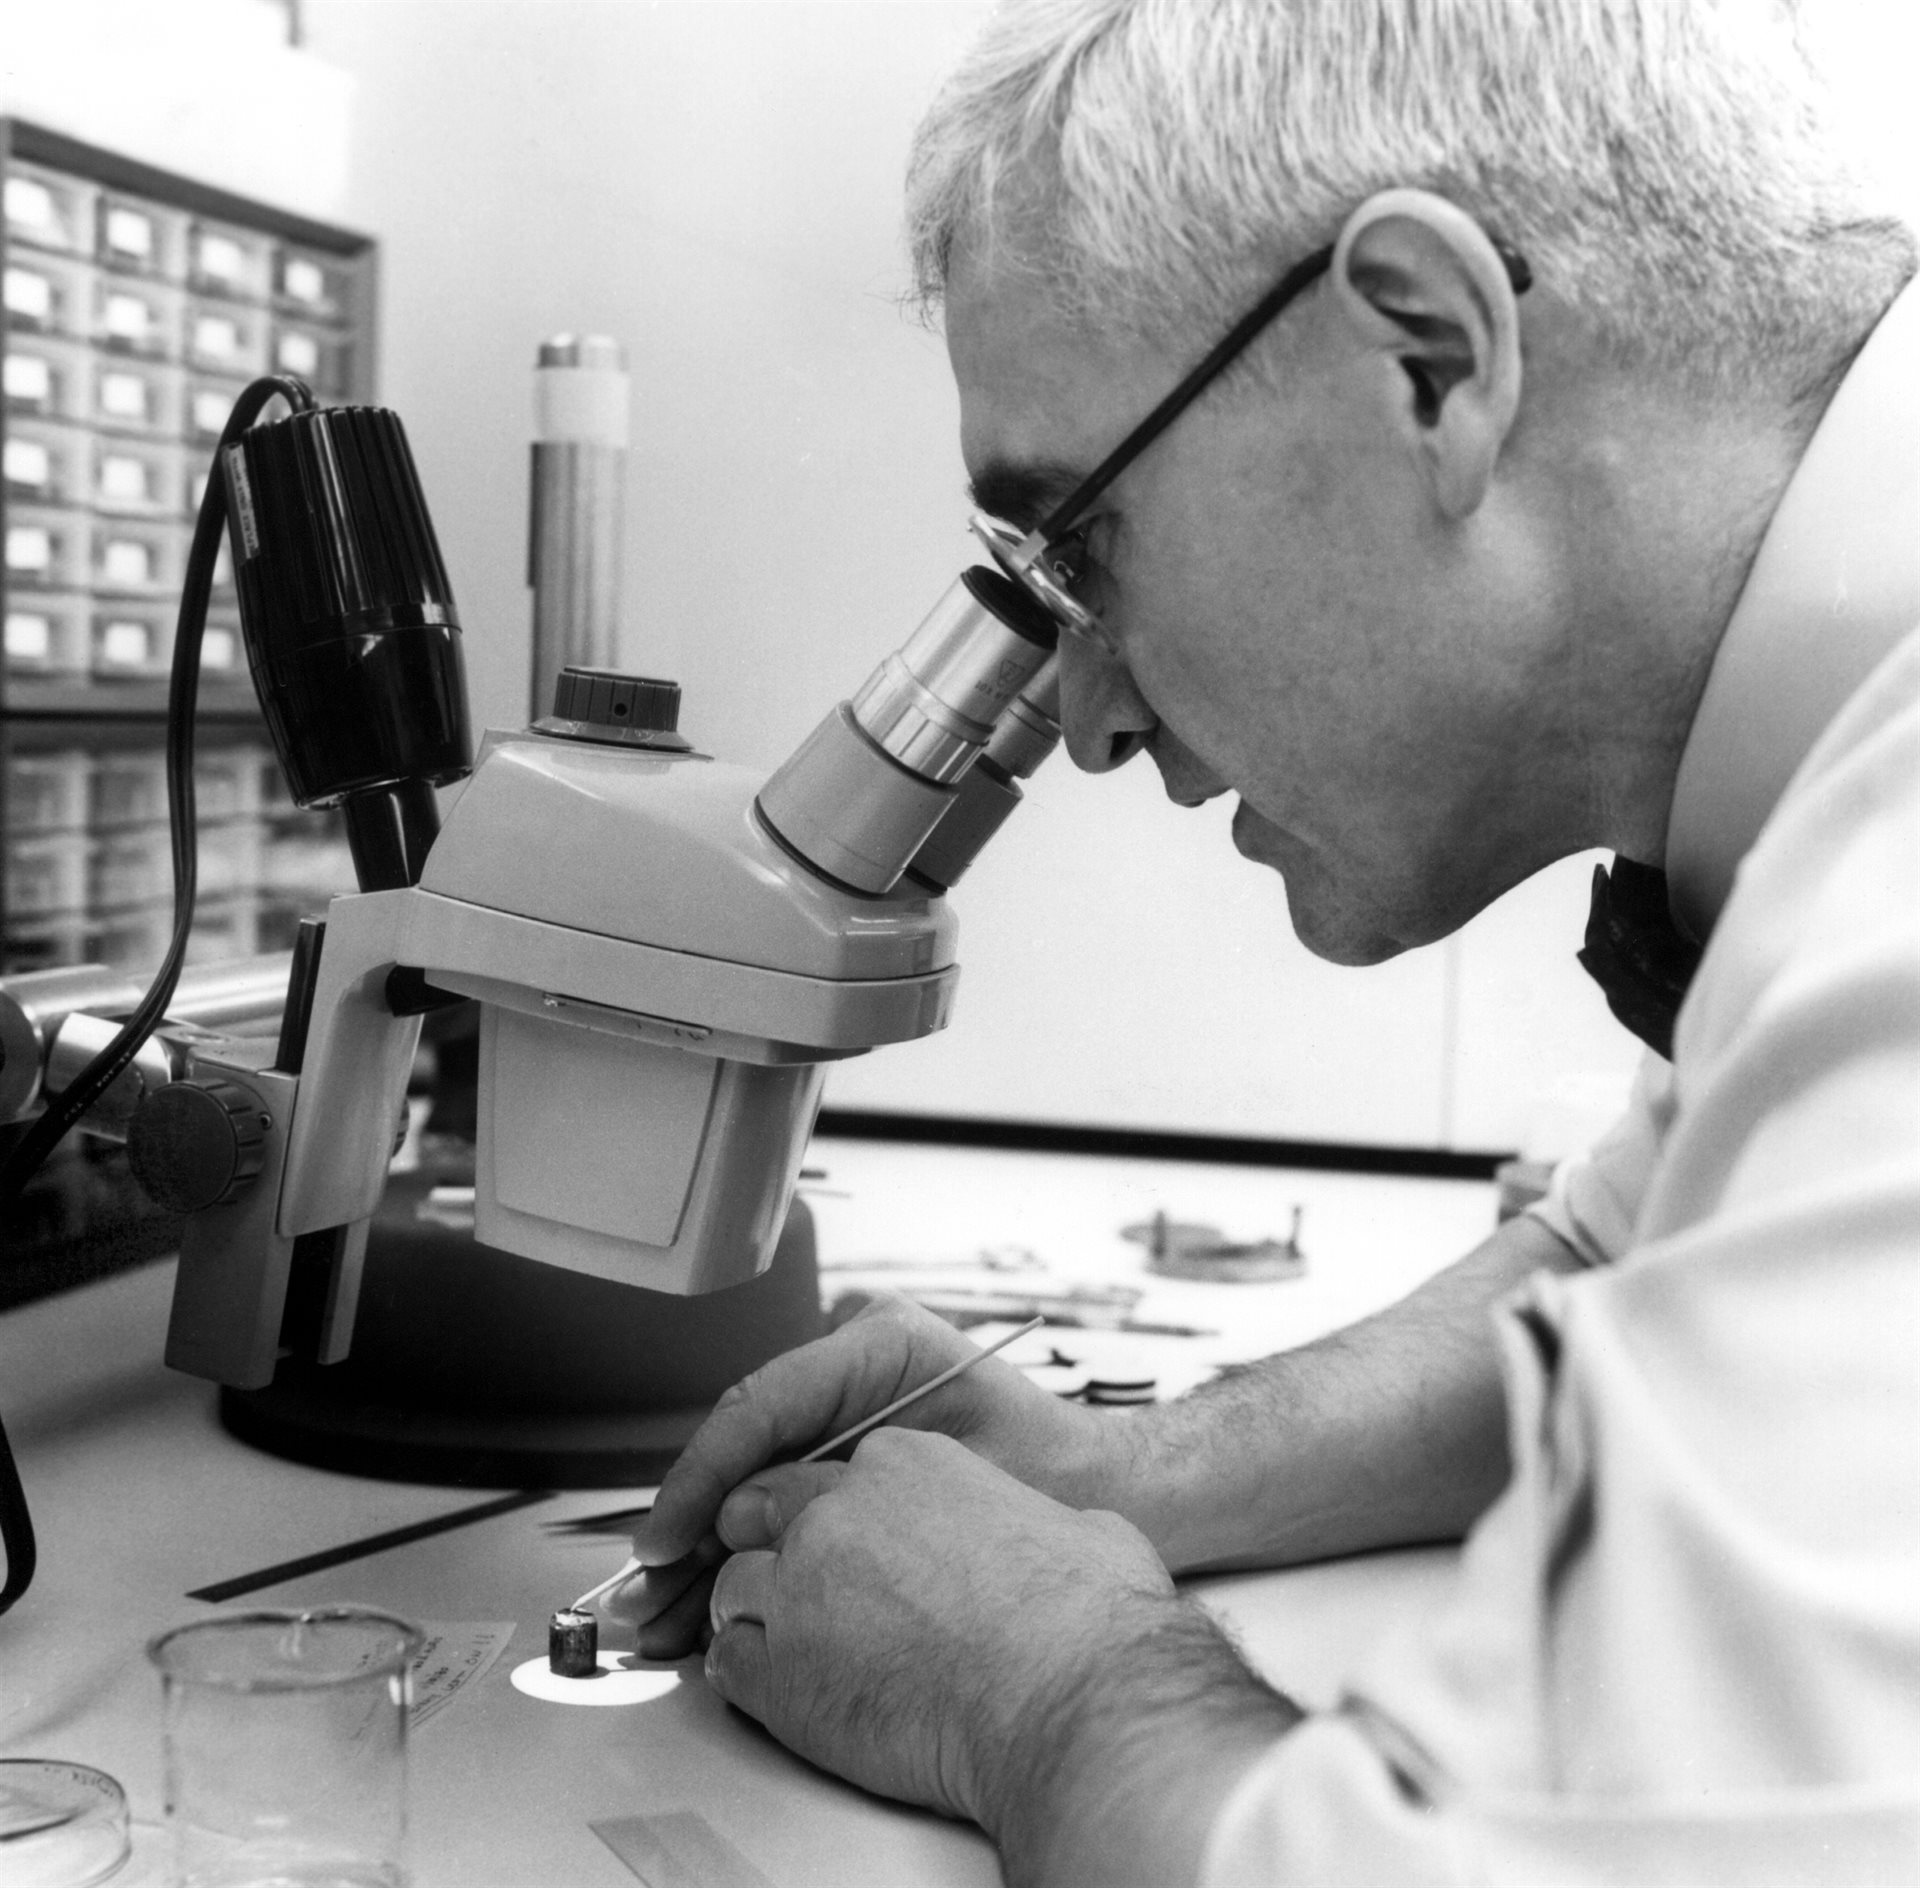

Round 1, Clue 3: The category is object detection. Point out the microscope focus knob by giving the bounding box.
[551,666,681,735]
[126,1077,270,1214]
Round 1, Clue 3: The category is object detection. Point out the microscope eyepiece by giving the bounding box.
[756,563,1057,895]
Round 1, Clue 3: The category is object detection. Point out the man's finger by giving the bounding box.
[633,1566,721,1661]
[716,1461,847,1550]
[636,1309,923,1566]
[602,1530,724,1624]
[709,1548,779,1633]
[704,1617,771,1718]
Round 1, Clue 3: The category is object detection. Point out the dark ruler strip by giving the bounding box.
[544,1503,653,1536]
[815,1107,1514,1182]
[188,1488,554,1602]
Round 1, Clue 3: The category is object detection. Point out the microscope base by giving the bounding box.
[218,1180,824,1487]
[219,1380,711,1487]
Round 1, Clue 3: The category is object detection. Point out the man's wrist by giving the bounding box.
[976,1591,1303,1888]
[1038,1402,1189,1559]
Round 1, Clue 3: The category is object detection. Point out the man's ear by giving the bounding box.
[1329,189,1523,519]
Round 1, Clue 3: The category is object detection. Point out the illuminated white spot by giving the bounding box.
[508,1653,682,1708]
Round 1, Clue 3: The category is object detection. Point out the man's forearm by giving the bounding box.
[1100,1212,1582,1574]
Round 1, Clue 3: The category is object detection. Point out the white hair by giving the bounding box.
[905,0,1916,398]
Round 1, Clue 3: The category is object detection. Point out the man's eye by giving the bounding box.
[1045,530,1093,586]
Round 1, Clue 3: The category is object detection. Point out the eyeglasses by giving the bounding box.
[972,235,1533,659]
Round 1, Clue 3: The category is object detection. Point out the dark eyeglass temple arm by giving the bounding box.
[1036,236,1532,547]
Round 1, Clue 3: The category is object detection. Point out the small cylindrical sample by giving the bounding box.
[548,1608,598,1678]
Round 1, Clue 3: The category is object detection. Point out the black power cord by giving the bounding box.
[0,374,315,1619]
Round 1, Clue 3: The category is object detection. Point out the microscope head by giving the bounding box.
[410,696,957,1293]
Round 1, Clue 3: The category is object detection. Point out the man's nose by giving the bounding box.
[1058,640,1154,773]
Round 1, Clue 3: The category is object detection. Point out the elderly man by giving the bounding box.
[612,2,1920,1881]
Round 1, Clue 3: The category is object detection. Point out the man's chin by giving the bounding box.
[1289,915,1408,968]
[1230,800,1411,967]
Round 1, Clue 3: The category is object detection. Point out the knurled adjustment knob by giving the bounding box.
[551,666,681,734]
[126,1077,270,1215]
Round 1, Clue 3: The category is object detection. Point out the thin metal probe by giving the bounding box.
[571,1315,1045,1611]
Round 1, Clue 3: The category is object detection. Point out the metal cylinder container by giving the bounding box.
[529,335,630,723]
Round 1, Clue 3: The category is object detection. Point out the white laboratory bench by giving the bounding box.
[0,1138,1486,1886]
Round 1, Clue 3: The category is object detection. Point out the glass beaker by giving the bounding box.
[147,1608,422,1888]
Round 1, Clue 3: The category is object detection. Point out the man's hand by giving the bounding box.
[606,1297,1124,1657]
[702,1429,1300,1887]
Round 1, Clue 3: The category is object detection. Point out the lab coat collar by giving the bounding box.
[1665,278,1920,942]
